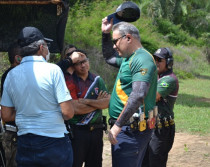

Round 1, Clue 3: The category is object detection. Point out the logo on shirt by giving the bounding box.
[155,49,161,54]
[94,87,99,95]
[160,81,169,87]
[140,69,148,75]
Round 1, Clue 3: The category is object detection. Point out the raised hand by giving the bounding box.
[101,17,113,34]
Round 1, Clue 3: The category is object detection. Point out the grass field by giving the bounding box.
[175,75,210,135]
[103,74,210,136]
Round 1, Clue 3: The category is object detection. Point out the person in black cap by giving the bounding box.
[142,48,179,167]
[0,26,75,167]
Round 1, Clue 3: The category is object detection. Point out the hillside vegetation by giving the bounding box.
[63,0,210,91]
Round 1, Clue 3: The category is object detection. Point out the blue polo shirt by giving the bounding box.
[1,56,72,138]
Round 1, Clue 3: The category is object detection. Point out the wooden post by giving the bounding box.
[0,0,61,5]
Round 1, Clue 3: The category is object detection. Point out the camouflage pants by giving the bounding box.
[2,131,17,167]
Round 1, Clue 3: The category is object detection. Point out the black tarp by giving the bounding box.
[0,0,70,53]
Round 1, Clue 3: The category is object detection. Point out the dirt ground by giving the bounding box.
[102,132,210,167]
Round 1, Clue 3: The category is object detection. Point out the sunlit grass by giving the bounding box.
[175,78,210,135]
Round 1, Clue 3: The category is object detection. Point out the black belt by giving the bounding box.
[108,118,131,128]
[109,117,152,132]
[71,124,104,131]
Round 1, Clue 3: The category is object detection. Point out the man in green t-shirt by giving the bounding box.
[101,18,157,167]
[142,48,179,167]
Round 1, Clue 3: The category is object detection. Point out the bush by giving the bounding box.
[201,33,210,63]
[181,10,210,38]
[141,39,159,54]
[174,69,194,79]
[0,52,10,95]
[155,18,204,46]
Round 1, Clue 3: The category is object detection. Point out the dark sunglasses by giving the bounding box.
[112,35,126,45]
[74,58,89,66]
[155,57,164,62]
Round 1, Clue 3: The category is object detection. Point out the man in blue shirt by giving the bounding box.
[1,27,75,167]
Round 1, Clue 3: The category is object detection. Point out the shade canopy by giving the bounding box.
[0,0,70,53]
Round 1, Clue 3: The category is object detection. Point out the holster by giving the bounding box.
[65,121,74,140]
[102,116,107,132]
[108,118,116,128]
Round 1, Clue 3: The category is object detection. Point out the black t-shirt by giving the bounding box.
[1,66,16,126]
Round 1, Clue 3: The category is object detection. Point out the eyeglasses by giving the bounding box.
[112,35,126,45]
[43,43,50,49]
[74,58,89,66]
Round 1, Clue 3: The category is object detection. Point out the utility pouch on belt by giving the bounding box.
[156,116,162,129]
[164,117,169,127]
[148,110,156,129]
[169,116,175,126]
[139,112,146,132]
[153,106,162,129]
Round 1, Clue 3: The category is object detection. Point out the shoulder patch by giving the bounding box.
[94,87,99,95]
[160,81,169,87]
[140,68,148,75]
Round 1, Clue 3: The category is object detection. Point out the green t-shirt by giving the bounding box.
[109,48,157,118]
[157,73,179,119]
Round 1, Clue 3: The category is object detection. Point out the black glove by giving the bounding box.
[57,57,73,73]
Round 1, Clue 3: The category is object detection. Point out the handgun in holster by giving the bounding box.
[102,116,108,133]
[65,121,74,140]
[130,113,139,131]
[108,118,116,128]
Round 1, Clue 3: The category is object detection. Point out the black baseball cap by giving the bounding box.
[17,26,53,47]
[107,1,140,25]
[153,48,169,59]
